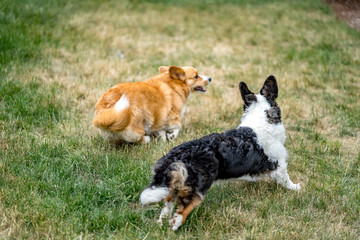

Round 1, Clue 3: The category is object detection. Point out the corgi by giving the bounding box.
[140,75,301,230]
[93,66,211,144]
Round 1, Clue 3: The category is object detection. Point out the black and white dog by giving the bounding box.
[140,76,301,230]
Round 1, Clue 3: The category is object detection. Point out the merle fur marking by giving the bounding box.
[152,128,278,195]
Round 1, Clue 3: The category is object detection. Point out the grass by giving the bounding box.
[1,0,359,239]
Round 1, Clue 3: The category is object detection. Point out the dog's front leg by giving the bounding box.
[153,130,167,142]
[166,124,181,141]
[270,166,301,190]
[157,200,174,226]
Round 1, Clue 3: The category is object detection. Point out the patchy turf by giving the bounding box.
[1,0,359,239]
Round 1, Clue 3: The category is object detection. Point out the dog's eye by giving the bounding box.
[194,75,198,79]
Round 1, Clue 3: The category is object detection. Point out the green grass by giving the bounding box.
[1,0,359,239]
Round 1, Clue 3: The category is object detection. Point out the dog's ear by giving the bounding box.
[158,66,169,73]
[169,66,186,81]
[239,82,256,108]
[260,75,278,100]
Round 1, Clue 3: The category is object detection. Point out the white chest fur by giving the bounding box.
[238,94,287,162]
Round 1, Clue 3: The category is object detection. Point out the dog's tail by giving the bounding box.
[140,162,189,205]
[93,94,131,132]
[168,162,189,194]
[140,186,169,205]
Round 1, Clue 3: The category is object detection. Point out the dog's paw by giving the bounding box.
[144,136,151,143]
[170,213,183,231]
[289,182,301,191]
[157,218,163,227]
[166,129,179,141]
[166,130,176,141]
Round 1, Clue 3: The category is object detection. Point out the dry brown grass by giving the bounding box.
[1,0,359,239]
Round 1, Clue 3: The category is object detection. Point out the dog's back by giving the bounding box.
[216,128,279,179]
[93,81,171,130]
[144,127,278,199]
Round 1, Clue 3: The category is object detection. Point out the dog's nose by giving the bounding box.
[200,75,211,83]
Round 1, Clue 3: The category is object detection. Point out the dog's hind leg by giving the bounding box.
[153,130,167,142]
[166,122,181,141]
[166,128,181,141]
[157,194,174,226]
[270,167,301,190]
[121,127,150,144]
[170,193,203,231]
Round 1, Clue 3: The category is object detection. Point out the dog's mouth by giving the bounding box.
[193,86,206,92]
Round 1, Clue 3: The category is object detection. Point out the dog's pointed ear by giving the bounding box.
[169,66,186,81]
[158,66,169,73]
[260,75,278,100]
[239,82,256,107]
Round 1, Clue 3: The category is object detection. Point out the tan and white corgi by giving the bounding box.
[93,66,211,144]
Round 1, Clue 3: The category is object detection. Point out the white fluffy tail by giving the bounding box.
[93,94,130,131]
[114,94,130,112]
[140,186,169,205]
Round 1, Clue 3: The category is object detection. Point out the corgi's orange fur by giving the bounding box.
[93,66,211,144]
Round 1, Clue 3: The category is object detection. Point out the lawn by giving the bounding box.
[0,0,359,239]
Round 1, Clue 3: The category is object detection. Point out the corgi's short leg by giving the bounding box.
[166,129,180,141]
[153,130,167,142]
[166,124,181,141]
[121,127,149,144]
[141,136,151,144]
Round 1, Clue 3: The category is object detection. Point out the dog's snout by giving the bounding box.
[200,75,211,83]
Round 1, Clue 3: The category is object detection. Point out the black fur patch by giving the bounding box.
[239,82,256,111]
[265,107,282,124]
[260,75,278,101]
[259,75,279,109]
[148,127,278,196]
